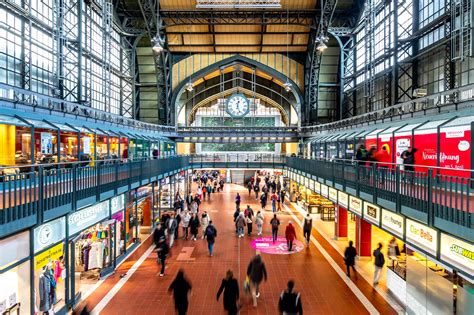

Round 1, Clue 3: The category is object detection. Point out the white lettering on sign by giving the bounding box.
[381,209,404,238]
[406,219,438,255]
[440,233,474,277]
[349,196,362,215]
[68,201,109,236]
[338,191,348,208]
[445,130,464,138]
[422,151,437,161]
[439,152,460,164]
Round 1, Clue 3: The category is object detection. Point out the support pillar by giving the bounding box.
[334,205,348,239]
[355,217,372,257]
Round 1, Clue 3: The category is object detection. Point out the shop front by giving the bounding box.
[125,185,153,249]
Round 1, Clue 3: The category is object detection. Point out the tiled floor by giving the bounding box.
[80,184,397,315]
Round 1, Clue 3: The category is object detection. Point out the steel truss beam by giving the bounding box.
[138,0,173,125]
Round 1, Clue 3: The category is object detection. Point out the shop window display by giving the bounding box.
[0,262,30,315]
[35,246,65,314]
[59,132,78,162]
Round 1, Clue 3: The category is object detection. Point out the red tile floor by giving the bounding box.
[78,184,398,315]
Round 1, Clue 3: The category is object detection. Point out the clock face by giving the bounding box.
[226,93,250,117]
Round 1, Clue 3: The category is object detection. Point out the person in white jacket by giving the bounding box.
[181,210,191,240]
[201,211,210,239]
[255,211,264,236]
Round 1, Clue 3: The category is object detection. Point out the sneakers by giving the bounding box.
[256,292,260,298]
[159,273,164,277]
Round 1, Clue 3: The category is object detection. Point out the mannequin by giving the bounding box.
[38,265,57,313]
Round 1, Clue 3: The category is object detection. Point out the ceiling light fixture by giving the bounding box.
[185,81,194,92]
[283,81,292,92]
[196,0,281,9]
[316,42,328,52]
[152,35,165,53]
[284,7,292,93]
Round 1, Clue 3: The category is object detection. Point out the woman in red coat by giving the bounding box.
[285,221,297,251]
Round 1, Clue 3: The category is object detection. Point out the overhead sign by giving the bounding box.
[68,200,109,236]
[314,181,321,194]
[406,219,438,256]
[363,201,380,226]
[338,191,348,208]
[328,187,338,202]
[111,194,125,214]
[34,242,63,271]
[310,179,315,192]
[349,196,362,215]
[381,209,404,238]
[321,184,328,198]
[440,233,473,276]
[34,217,66,253]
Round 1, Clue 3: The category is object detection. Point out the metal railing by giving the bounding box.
[286,156,473,231]
[189,153,286,169]
[0,156,189,238]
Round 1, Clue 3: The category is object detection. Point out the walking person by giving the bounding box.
[270,214,280,243]
[254,184,260,200]
[201,211,210,239]
[278,280,303,315]
[260,193,267,210]
[168,269,192,315]
[181,211,191,240]
[233,208,240,235]
[235,212,246,238]
[157,240,169,277]
[153,222,165,247]
[216,270,240,315]
[202,185,207,200]
[204,220,217,256]
[302,213,312,247]
[246,215,253,236]
[246,252,268,307]
[401,146,418,182]
[197,186,203,200]
[270,192,278,213]
[167,214,178,247]
[279,190,286,209]
[285,221,297,251]
[255,210,264,236]
[190,213,200,241]
[344,240,358,278]
[235,193,241,208]
[373,242,385,285]
[247,180,253,196]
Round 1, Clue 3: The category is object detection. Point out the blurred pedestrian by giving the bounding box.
[217,270,240,315]
[344,240,357,278]
[168,269,192,315]
[247,252,268,307]
[270,214,280,243]
[302,213,312,247]
[278,280,303,315]
[204,220,217,256]
[285,221,296,251]
[373,242,385,285]
[255,210,264,236]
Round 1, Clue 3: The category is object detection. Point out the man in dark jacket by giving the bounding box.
[217,270,240,315]
[344,240,357,278]
[401,146,418,182]
[373,242,385,285]
[153,223,165,247]
[204,221,217,256]
[279,280,303,315]
[168,269,192,315]
[247,252,268,307]
[157,240,169,277]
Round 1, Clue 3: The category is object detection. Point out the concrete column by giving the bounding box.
[355,217,372,257]
[334,205,348,239]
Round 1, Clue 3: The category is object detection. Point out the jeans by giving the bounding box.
[247,223,253,235]
[303,230,310,244]
[183,227,189,239]
[160,257,166,275]
[373,266,382,284]
[208,242,214,255]
[237,226,244,236]
[272,228,278,242]
[287,239,293,251]
[257,223,262,235]
[272,202,276,213]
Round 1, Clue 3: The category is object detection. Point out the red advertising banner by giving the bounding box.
[394,135,412,166]
[439,127,471,178]
[365,137,377,151]
[414,130,438,173]
[378,134,393,164]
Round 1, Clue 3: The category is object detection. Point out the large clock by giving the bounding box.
[226,93,250,118]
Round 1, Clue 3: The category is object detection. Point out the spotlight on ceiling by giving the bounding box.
[185,82,194,92]
[316,42,328,52]
[283,81,292,92]
[152,36,165,53]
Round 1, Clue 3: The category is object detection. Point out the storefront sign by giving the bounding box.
[381,209,404,238]
[40,132,53,154]
[338,191,348,208]
[68,200,109,236]
[111,194,125,214]
[328,187,338,202]
[363,202,380,226]
[314,181,321,194]
[406,219,438,255]
[349,196,362,215]
[34,242,63,271]
[310,180,315,192]
[304,176,309,187]
[440,233,474,275]
[34,217,66,253]
[321,184,328,197]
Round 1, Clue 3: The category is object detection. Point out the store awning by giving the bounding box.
[0,114,32,127]
[70,124,96,135]
[47,121,79,133]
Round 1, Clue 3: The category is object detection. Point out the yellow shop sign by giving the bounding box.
[35,242,63,271]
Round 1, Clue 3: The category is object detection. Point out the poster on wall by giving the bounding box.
[314,181,321,194]
[439,126,471,177]
[395,136,411,166]
[440,233,474,277]
[83,137,91,154]
[365,135,378,151]
[378,134,393,164]
[41,132,53,154]
[413,130,438,173]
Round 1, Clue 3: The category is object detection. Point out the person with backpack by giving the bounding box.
[153,222,165,247]
[302,213,312,247]
[204,220,217,256]
[168,269,192,315]
[246,252,268,307]
[278,280,303,315]
[217,269,240,315]
[344,240,358,278]
[260,192,267,210]
[201,211,210,239]
[235,213,246,238]
[270,214,280,243]
[373,242,385,285]
[285,221,297,251]
[157,240,170,277]
[255,210,264,236]
[245,205,254,220]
